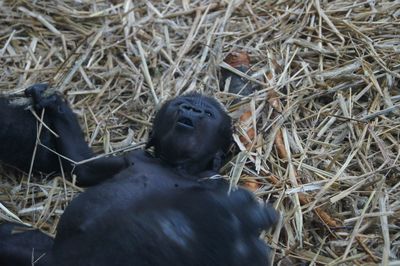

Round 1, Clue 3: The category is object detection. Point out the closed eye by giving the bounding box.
[205,110,213,117]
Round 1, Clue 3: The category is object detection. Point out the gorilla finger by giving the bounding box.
[35,94,60,110]
[25,83,49,99]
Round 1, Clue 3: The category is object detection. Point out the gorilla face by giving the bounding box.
[147,93,232,173]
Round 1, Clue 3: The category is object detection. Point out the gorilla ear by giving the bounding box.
[145,130,156,150]
[212,150,226,172]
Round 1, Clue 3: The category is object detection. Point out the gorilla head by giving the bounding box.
[147,93,232,173]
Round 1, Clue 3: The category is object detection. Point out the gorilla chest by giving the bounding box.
[57,151,208,238]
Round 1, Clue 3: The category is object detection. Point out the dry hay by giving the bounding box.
[0,0,399,265]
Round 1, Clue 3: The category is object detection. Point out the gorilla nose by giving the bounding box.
[177,104,203,129]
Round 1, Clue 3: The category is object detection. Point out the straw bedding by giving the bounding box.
[0,0,399,264]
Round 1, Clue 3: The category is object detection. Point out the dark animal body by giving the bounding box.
[0,84,131,186]
[51,186,277,266]
[0,96,59,173]
[0,223,53,266]
[0,84,278,265]
[0,84,232,186]
[0,185,277,266]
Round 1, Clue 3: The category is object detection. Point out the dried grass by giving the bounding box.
[0,0,399,264]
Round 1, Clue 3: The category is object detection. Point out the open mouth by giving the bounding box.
[177,117,194,129]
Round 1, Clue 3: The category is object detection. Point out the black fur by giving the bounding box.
[0,85,233,186]
[147,92,232,173]
[0,223,53,266]
[0,96,59,173]
[0,85,278,265]
[0,84,131,186]
[0,186,277,266]
[52,187,277,266]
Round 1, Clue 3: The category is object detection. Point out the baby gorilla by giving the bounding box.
[0,85,278,265]
[0,84,232,186]
[0,187,278,266]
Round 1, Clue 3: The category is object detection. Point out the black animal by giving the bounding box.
[0,85,278,265]
[147,91,232,174]
[0,187,277,266]
[0,84,232,186]
[0,84,133,186]
[0,223,53,266]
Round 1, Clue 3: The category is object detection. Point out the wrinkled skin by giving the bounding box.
[0,85,278,265]
[147,93,232,173]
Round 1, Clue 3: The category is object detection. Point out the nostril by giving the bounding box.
[180,104,191,111]
[183,105,189,110]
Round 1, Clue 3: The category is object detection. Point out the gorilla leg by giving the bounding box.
[0,96,59,173]
[25,84,131,186]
